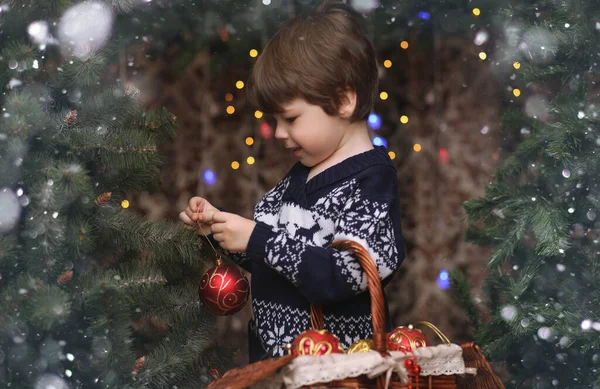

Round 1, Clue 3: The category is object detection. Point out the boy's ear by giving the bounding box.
[337,87,357,119]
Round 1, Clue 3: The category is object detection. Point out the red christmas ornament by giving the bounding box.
[387,325,431,352]
[198,259,249,315]
[290,329,344,357]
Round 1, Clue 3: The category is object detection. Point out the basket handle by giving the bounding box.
[310,240,388,353]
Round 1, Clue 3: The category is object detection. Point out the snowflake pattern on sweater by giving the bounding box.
[233,146,405,360]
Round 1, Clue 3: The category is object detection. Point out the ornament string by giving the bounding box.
[196,208,222,265]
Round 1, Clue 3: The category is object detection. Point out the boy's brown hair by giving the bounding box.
[247,1,378,122]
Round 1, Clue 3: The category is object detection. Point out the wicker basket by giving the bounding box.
[206,240,505,389]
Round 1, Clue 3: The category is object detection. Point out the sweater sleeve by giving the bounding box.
[205,233,253,273]
[246,167,405,306]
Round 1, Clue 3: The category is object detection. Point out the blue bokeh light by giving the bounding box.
[372,136,388,147]
[417,11,431,20]
[368,113,382,130]
[437,269,451,290]
[203,169,217,186]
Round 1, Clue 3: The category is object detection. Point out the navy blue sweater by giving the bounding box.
[218,146,405,362]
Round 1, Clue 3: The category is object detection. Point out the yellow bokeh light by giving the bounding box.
[225,93,233,102]
[513,61,521,69]
[121,200,130,209]
[388,151,396,160]
[383,60,392,68]
[413,144,422,152]
[513,89,521,97]
[236,81,245,89]
[400,115,409,124]
[231,161,240,170]
[380,91,388,100]
[400,41,409,49]
[226,105,235,114]
[254,110,263,119]
[472,8,481,16]
[249,49,258,58]
[479,52,487,60]
[247,156,255,165]
[245,137,254,146]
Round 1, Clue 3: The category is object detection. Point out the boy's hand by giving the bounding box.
[179,196,218,236]
[205,211,257,252]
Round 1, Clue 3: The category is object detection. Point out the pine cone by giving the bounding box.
[132,356,145,374]
[95,192,112,206]
[57,270,73,285]
[65,110,78,126]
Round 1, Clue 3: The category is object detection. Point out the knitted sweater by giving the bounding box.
[220,146,405,362]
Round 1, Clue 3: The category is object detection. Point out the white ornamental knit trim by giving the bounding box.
[253,299,311,357]
[323,313,374,349]
[254,176,290,223]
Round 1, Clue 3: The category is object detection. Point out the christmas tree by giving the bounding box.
[458,0,600,387]
[0,2,233,388]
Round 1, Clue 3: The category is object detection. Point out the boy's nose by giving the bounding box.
[274,125,287,140]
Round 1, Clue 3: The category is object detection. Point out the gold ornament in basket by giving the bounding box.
[206,240,505,389]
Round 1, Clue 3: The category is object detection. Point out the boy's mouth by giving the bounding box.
[292,147,302,156]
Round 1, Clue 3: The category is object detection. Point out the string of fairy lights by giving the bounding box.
[196,6,509,290]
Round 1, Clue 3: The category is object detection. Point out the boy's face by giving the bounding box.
[273,98,349,168]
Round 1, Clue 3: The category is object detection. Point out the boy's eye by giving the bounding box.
[285,116,297,124]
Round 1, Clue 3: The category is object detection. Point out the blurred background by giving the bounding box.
[2,0,599,388]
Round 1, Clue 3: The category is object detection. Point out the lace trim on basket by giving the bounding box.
[250,344,476,389]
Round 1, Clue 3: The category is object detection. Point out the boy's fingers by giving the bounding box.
[184,207,198,221]
[203,210,219,224]
[189,198,205,212]
[179,211,194,225]
[211,211,227,223]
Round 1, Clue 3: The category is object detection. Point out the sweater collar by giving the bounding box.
[286,146,392,200]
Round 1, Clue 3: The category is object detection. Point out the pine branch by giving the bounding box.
[0,274,72,331]
[94,205,211,268]
[529,201,569,257]
[449,270,481,329]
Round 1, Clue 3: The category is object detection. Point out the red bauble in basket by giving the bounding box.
[387,325,431,352]
[290,329,344,357]
[198,260,249,315]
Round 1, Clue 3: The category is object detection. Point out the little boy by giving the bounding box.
[180,1,405,362]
